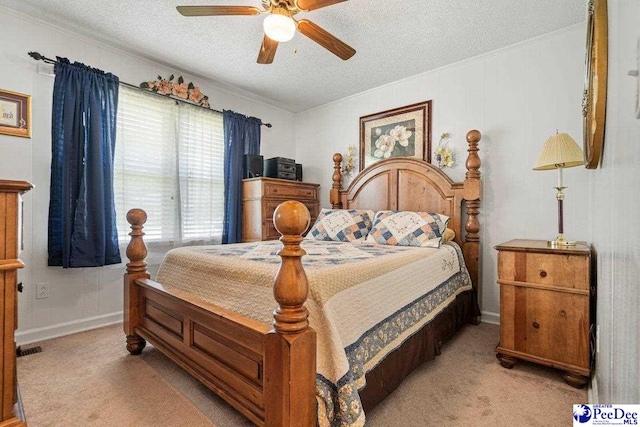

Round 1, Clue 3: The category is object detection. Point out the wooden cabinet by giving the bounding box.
[242,178,320,242]
[495,239,593,388]
[0,180,32,427]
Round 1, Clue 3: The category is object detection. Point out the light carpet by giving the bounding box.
[17,322,586,426]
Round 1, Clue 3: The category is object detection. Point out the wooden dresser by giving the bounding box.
[495,239,594,388]
[0,180,32,427]
[242,178,320,242]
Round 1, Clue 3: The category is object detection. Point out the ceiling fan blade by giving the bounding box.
[297,19,355,60]
[257,35,279,64]
[296,0,348,11]
[176,6,261,16]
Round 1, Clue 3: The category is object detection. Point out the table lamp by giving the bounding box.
[532,132,585,247]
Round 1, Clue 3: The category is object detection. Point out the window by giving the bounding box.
[114,86,224,245]
[177,104,225,242]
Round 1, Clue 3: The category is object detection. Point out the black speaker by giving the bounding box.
[295,163,303,181]
[244,154,263,178]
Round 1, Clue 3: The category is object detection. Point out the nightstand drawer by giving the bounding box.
[500,285,589,369]
[498,251,589,291]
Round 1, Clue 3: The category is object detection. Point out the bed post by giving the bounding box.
[462,130,482,299]
[124,208,150,355]
[264,201,316,427]
[330,153,343,209]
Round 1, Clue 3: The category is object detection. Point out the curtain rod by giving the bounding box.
[28,51,273,128]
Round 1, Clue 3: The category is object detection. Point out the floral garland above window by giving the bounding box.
[140,75,210,108]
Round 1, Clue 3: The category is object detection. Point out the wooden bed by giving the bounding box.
[123,130,482,427]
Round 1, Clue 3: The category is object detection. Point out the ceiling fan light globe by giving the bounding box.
[263,14,296,42]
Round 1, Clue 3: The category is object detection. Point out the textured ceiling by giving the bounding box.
[1,0,585,112]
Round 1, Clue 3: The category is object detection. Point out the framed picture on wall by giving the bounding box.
[0,89,32,138]
[359,100,431,170]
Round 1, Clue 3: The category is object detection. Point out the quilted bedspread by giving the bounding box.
[156,239,472,427]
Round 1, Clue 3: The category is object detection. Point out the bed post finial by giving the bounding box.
[265,201,317,426]
[463,130,482,300]
[465,130,481,180]
[124,208,150,355]
[271,201,311,334]
[330,153,343,209]
[126,209,148,274]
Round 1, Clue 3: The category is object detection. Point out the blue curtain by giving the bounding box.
[223,111,261,244]
[48,58,121,267]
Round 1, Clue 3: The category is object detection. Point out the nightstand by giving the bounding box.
[494,239,594,388]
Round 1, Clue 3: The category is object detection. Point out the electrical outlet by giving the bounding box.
[36,283,50,299]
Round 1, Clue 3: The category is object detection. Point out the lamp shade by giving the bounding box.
[263,13,296,42]
[532,133,585,170]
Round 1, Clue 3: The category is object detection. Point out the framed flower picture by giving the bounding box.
[0,89,31,138]
[359,101,431,170]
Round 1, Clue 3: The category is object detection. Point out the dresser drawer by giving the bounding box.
[243,178,320,243]
[265,200,319,220]
[264,182,317,200]
[265,220,280,240]
[500,284,589,369]
[264,217,316,240]
[498,250,589,291]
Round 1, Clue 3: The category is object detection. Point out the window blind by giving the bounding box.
[114,86,224,245]
[178,104,225,244]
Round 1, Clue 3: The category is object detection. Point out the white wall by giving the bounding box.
[0,7,296,344]
[591,0,640,404]
[295,24,592,319]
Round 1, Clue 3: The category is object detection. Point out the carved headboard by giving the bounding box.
[329,130,482,291]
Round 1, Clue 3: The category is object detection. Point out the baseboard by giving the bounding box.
[588,376,598,404]
[480,311,500,325]
[16,312,123,345]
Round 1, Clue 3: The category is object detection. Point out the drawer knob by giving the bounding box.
[558,309,567,317]
[539,270,547,278]
[532,321,540,329]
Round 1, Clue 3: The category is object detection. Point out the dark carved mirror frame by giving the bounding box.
[583,0,608,169]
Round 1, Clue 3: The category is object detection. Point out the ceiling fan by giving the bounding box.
[176,0,356,64]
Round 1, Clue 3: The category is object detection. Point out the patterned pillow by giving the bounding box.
[365,211,450,248]
[308,209,375,242]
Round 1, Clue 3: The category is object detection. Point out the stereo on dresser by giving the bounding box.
[243,154,264,178]
[264,156,296,180]
[295,163,303,181]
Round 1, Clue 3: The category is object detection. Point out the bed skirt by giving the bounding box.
[359,289,480,412]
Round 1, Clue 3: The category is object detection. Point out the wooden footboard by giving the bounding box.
[123,202,316,427]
